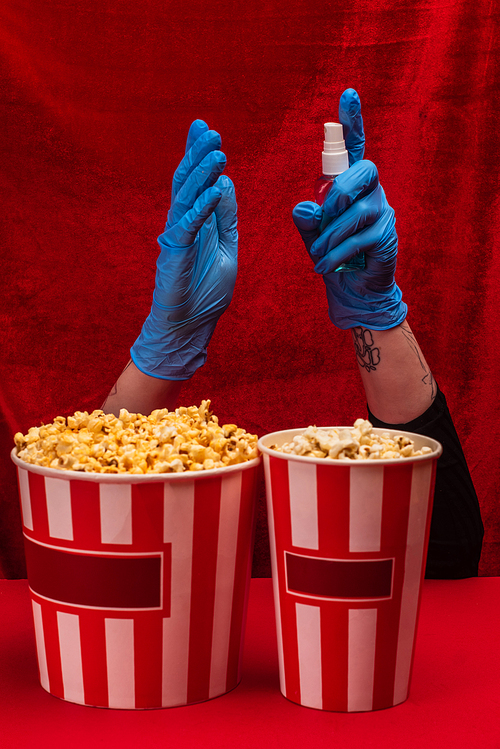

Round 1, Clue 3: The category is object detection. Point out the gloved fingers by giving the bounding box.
[311,183,385,260]
[185,119,209,154]
[171,128,222,201]
[314,208,395,275]
[321,160,379,222]
[339,89,365,166]
[363,203,398,268]
[292,201,323,253]
[161,186,223,248]
[214,175,238,257]
[168,151,227,227]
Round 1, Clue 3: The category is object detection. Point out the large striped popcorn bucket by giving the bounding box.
[11,451,260,709]
[258,428,442,712]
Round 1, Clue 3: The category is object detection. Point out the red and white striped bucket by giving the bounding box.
[258,428,442,712]
[11,450,260,709]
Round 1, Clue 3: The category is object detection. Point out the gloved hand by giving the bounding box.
[292,88,407,330]
[131,120,238,379]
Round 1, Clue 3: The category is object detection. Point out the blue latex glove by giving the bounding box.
[292,89,407,330]
[131,120,238,379]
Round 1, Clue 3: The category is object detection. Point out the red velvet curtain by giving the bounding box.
[1,0,499,577]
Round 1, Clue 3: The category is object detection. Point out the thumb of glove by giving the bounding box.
[292,201,322,254]
[213,175,238,253]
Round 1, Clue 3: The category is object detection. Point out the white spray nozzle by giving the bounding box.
[322,122,349,177]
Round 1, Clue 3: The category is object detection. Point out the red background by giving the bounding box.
[1,0,499,578]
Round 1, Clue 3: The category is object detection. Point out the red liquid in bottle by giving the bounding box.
[314,175,335,207]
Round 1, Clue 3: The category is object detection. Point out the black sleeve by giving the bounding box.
[367,386,484,579]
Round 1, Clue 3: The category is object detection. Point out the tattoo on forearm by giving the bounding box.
[400,323,437,400]
[352,327,381,372]
[101,359,133,408]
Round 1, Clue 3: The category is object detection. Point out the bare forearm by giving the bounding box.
[101,360,184,417]
[352,320,437,424]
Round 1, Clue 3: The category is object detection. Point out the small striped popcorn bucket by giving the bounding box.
[11,450,260,709]
[258,428,442,712]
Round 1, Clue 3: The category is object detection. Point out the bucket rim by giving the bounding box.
[257,426,442,465]
[11,447,261,482]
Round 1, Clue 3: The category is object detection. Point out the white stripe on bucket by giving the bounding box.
[18,469,33,530]
[45,478,74,540]
[99,484,132,544]
[31,600,49,691]
[348,608,377,711]
[162,481,195,706]
[288,461,318,550]
[295,602,323,709]
[209,472,241,698]
[57,611,85,704]
[349,466,384,552]
[393,461,433,705]
[263,455,286,696]
[105,618,135,709]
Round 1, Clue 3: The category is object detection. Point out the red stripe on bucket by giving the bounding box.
[131,482,172,616]
[317,464,350,557]
[314,462,351,710]
[320,602,349,711]
[70,481,101,550]
[131,483,164,549]
[187,477,222,704]
[79,611,109,708]
[134,613,164,708]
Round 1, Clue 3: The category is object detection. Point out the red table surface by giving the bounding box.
[1,578,499,749]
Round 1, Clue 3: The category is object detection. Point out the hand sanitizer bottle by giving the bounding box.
[314,122,365,272]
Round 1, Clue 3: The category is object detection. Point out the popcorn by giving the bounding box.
[14,401,259,474]
[271,419,433,461]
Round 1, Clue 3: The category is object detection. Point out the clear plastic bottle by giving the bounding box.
[314,122,365,272]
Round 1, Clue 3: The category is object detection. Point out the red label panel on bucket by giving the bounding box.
[24,537,167,610]
[285,552,393,600]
